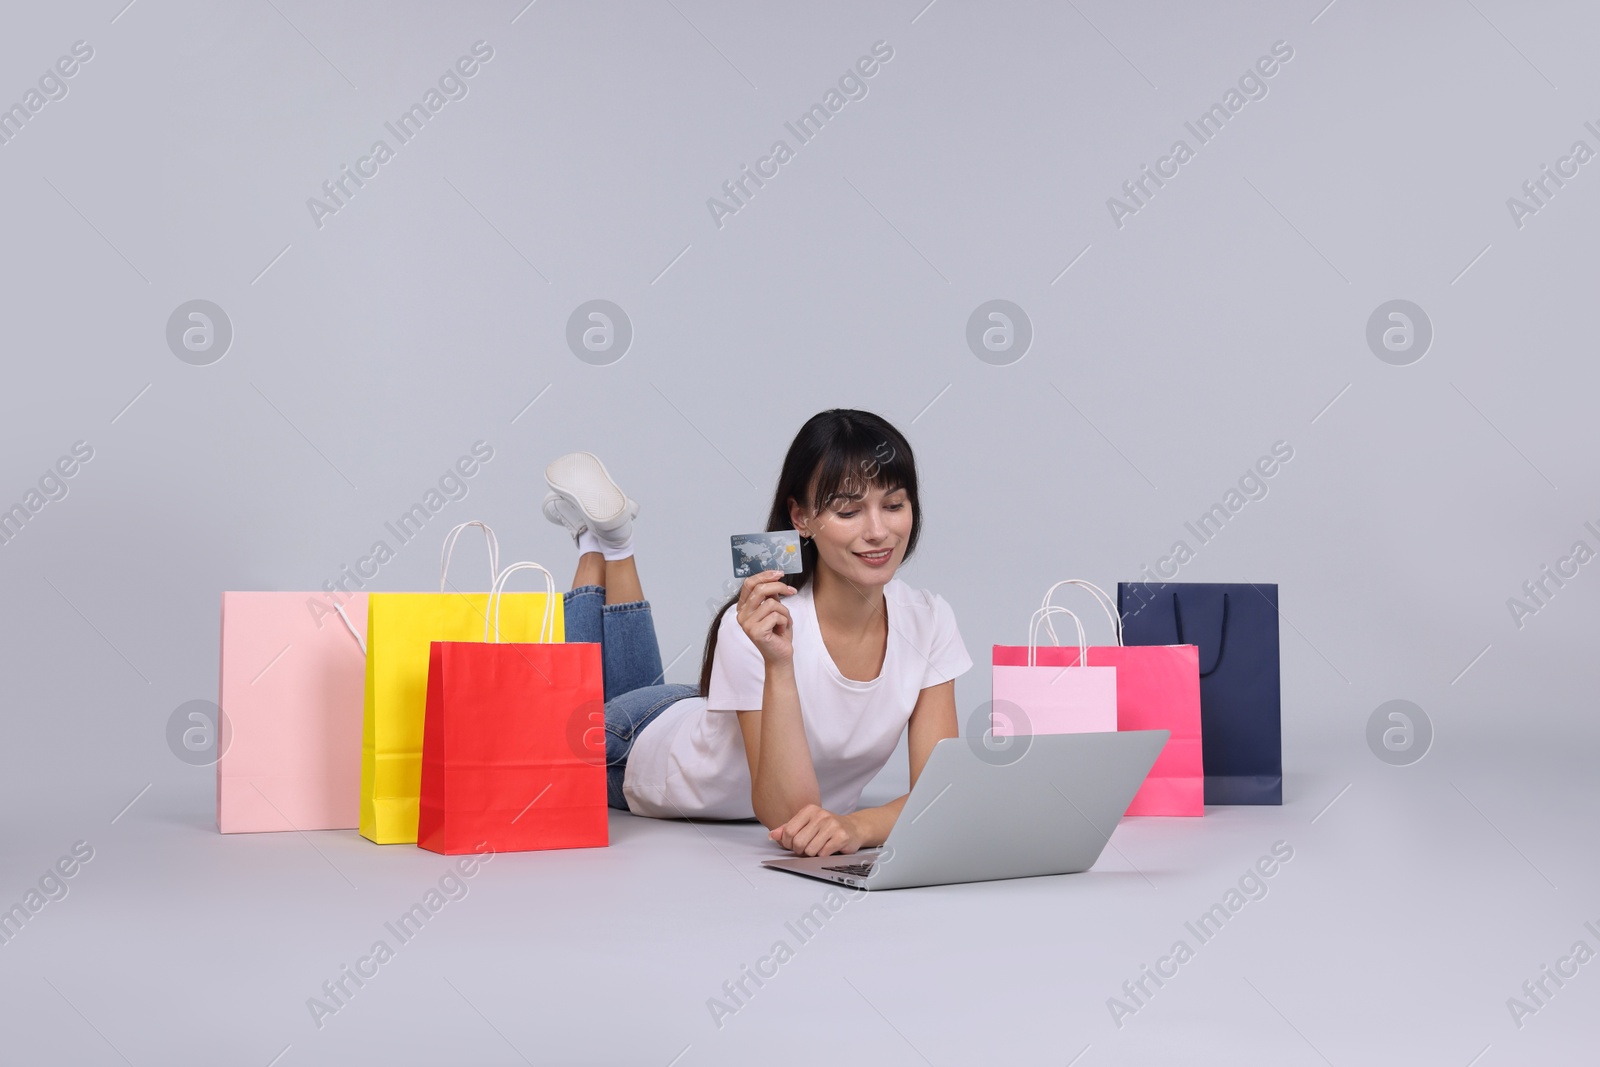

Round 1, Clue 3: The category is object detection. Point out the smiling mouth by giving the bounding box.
[855,548,893,562]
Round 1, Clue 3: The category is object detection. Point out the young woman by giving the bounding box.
[543,409,972,858]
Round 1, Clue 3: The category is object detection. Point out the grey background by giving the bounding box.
[2,1,1596,1063]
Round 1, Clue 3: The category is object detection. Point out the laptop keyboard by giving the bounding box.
[821,861,875,877]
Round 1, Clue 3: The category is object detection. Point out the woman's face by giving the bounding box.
[791,480,914,589]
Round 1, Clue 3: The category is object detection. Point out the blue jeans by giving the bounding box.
[563,585,698,811]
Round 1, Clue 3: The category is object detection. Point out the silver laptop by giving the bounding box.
[761,730,1168,891]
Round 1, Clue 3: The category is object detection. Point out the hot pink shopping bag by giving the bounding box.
[994,581,1203,816]
[217,591,367,832]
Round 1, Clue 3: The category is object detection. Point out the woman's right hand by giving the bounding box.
[736,570,797,665]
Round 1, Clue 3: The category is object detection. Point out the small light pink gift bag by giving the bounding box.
[991,606,1117,737]
[217,591,368,832]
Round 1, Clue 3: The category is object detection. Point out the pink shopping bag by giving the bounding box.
[994,581,1202,816]
[217,591,367,832]
[992,606,1118,735]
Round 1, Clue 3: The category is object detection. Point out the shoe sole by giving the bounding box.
[545,452,628,527]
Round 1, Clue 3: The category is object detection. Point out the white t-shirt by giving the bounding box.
[622,579,973,820]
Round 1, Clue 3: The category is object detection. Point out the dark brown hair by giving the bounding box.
[697,409,921,695]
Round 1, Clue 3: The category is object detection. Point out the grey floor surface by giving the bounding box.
[2,723,1593,1066]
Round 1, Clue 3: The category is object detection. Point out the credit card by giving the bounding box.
[730,530,803,578]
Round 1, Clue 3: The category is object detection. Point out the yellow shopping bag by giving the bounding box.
[361,522,565,843]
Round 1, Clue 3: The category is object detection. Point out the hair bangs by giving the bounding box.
[806,430,911,513]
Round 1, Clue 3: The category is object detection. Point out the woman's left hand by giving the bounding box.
[769,804,861,857]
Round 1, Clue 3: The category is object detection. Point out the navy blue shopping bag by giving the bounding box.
[1117,582,1282,805]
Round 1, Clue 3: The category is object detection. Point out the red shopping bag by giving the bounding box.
[993,581,1203,816]
[417,563,607,854]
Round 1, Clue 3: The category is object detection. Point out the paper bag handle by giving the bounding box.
[1173,591,1230,677]
[485,561,558,644]
[439,521,500,592]
[333,601,366,656]
[1027,606,1088,668]
[1040,579,1122,648]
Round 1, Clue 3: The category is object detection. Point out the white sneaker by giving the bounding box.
[544,452,638,537]
[541,491,589,546]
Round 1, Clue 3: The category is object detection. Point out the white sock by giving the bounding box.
[576,526,606,559]
[597,527,633,562]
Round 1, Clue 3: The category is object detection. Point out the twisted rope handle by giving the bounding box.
[1040,579,1122,648]
[332,601,366,655]
[484,561,558,644]
[1027,606,1088,668]
[439,521,500,592]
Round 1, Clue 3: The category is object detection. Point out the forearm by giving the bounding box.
[750,662,821,826]
[844,794,907,849]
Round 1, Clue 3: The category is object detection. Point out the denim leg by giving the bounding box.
[563,586,669,703]
[599,599,667,700]
[563,585,605,645]
[603,682,701,810]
